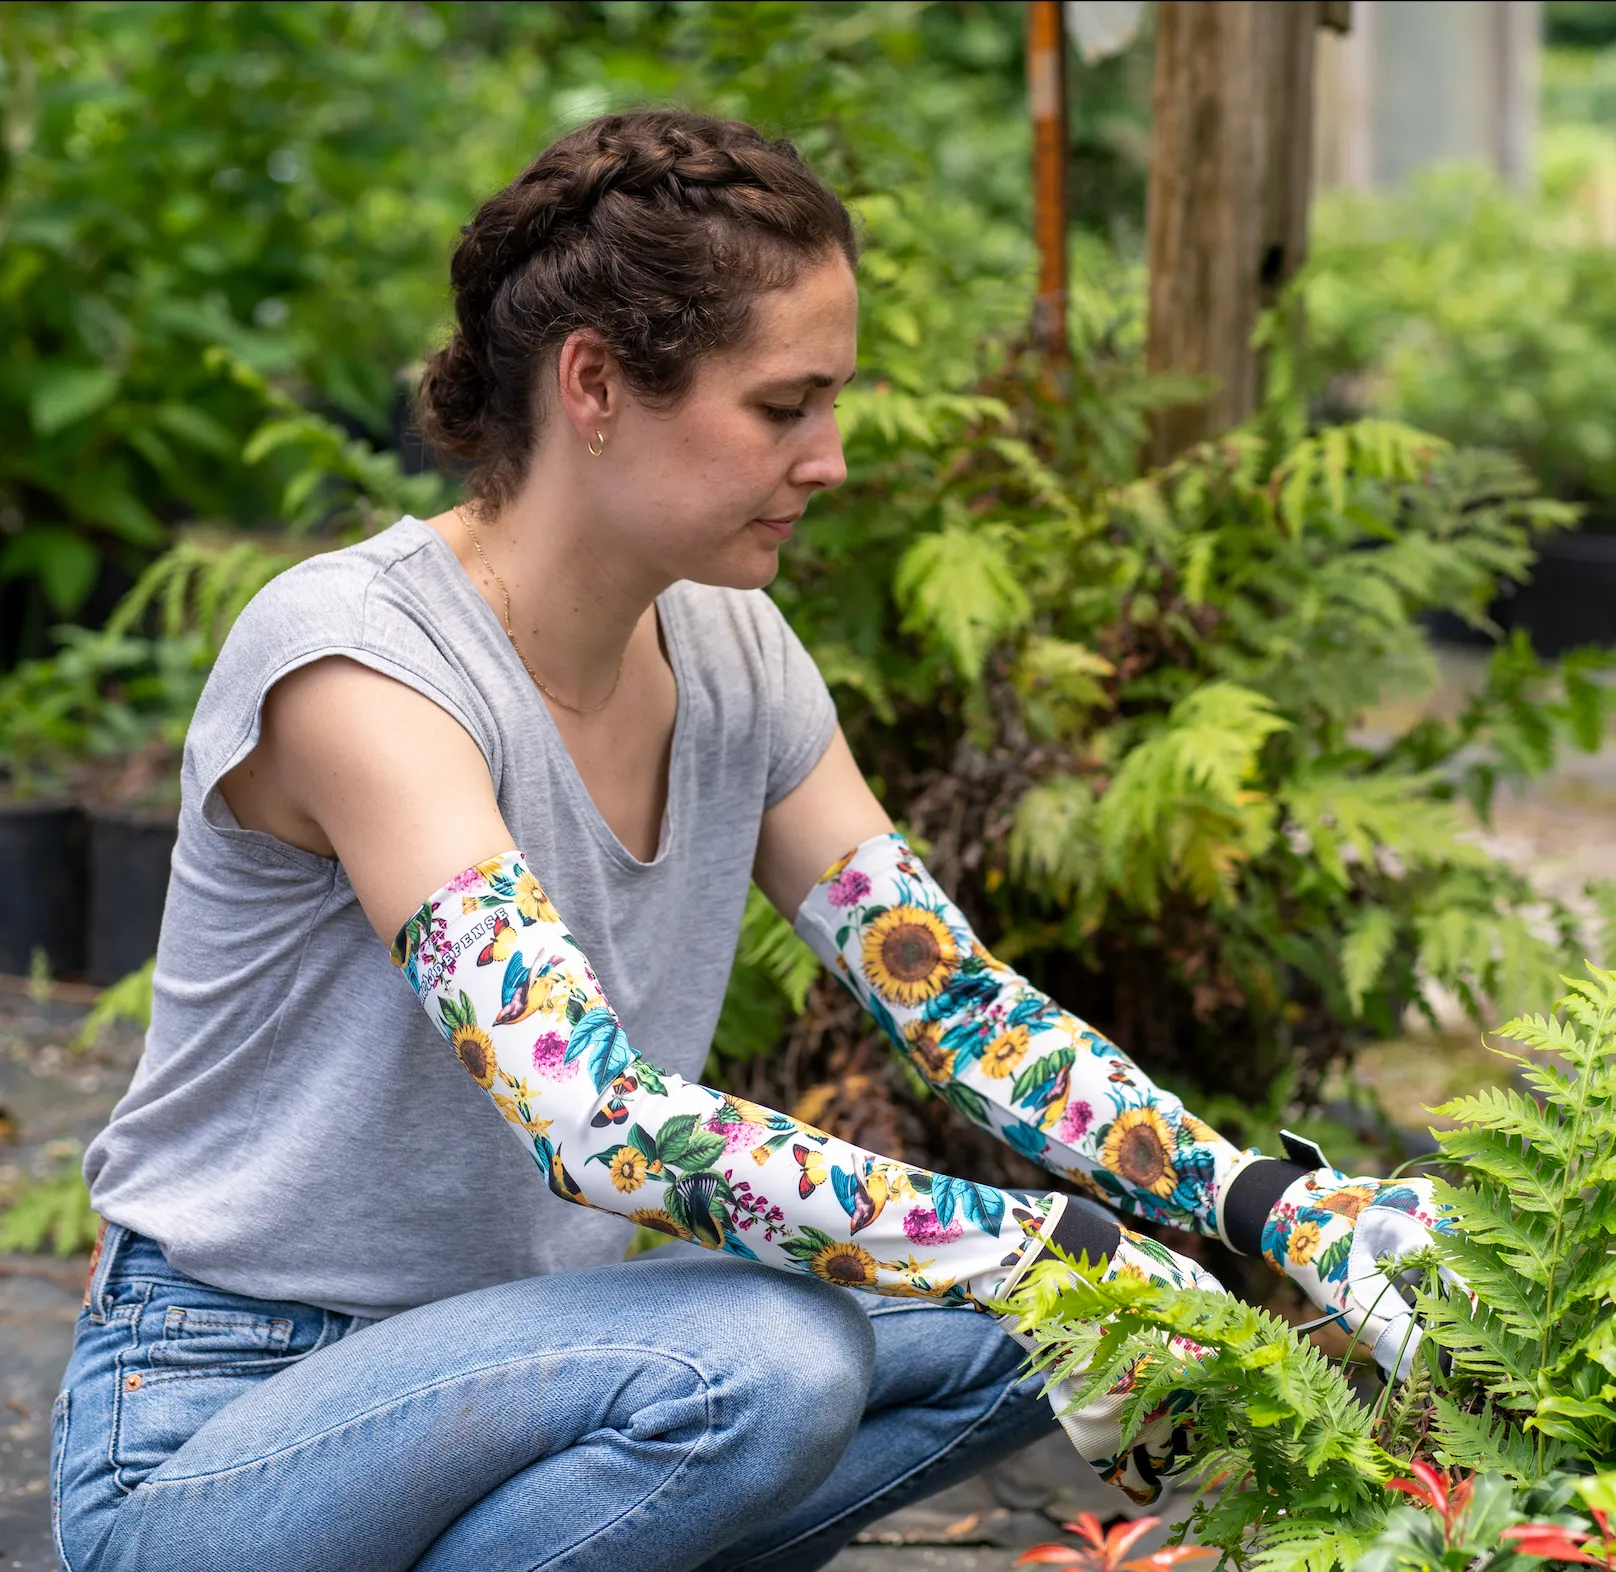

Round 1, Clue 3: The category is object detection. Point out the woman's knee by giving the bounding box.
[686,1263,877,1498]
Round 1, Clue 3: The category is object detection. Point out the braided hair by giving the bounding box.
[417,109,858,512]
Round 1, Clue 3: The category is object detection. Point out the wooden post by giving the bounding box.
[1145,2,1339,465]
[1028,0,1069,364]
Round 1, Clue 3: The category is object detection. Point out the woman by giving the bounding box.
[56,110,1451,1572]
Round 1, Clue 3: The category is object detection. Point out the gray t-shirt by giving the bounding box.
[84,516,837,1318]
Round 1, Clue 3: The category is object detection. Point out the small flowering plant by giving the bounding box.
[1014,1513,1216,1570]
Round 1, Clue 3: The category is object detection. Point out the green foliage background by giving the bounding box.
[5,1,1616,1221]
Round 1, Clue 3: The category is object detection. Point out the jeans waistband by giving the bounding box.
[85,1221,196,1318]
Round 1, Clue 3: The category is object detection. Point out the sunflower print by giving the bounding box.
[397,849,1051,1317]
[793,830,1259,1243]
[903,1020,955,1083]
[860,906,959,1008]
[513,870,559,926]
[1316,1182,1378,1220]
[809,1239,879,1288]
[980,1026,1030,1080]
[629,1207,694,1242]
[1286,1218,1322,1266]
[451,1023,497,1089]
[607,1146,648,1193]
[1099,1108,1179,1200]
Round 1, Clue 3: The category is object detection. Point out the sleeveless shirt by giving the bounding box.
[83,516,837,1317]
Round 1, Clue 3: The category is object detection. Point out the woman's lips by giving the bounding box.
[751,516,798,540]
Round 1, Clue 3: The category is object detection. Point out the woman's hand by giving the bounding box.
[1263,1170,1458,1381]
[999,1219,1224,1503]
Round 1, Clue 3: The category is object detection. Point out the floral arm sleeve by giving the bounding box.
[794,833,1295,1249]
[391,850,1115,1309]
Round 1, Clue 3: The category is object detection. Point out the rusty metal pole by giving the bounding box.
[1028,0,1069,365]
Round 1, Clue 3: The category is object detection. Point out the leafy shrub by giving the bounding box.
[1304,154,1616,511]
[1002,962,1616,1570]
[0,0,1043,653]
[721,285,1616,1173]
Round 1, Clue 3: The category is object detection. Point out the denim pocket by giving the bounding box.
[148,1305,294,1367]
[111,1297,316,1490]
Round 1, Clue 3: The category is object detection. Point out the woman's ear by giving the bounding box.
[555,329,620,444]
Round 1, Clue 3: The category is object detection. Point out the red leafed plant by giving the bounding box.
[1015,1512,1217,1571]
[1500,1505,1616,1567]
[1385,1461,1474,1548]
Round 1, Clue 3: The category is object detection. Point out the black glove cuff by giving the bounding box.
[1222,1157,1312,1256]
[1045,1196,1123,1267]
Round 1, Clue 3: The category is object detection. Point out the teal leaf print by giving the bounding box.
[627,1124,660,1164]
[932,1174,1003,1234]
[565,1007,634,1092]
[865,992,901,1049]
[721,1233,760,1261]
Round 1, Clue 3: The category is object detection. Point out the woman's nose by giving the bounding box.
[793,427,847,493]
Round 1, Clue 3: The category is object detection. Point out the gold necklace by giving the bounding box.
[455,509,625,716]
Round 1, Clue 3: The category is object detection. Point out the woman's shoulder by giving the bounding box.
[229,517,442,646]
[187,518,492,791]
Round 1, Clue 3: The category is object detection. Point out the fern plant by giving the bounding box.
[1419,964,1616,1483]
[1002,962,1616,1571]
[728,238,1616,1141]
[1003,1258,1392,1572]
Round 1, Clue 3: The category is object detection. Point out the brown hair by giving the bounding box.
[416,108,858,511]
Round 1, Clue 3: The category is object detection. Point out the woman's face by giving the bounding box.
[588,254,858,591]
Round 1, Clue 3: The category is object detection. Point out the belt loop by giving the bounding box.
[83,1220,128,1321]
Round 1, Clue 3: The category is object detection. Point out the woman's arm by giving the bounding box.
[759,738,1457,1381]
[220,663,1146,1308]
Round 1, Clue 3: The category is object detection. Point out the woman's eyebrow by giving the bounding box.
[756,370,859,393]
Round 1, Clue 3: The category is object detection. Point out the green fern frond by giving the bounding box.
[0,1168,99,1257]
[736,885,820,1015]
[893,522,1032,682]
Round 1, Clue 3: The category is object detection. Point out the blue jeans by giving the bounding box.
[52,1226,1057,1571]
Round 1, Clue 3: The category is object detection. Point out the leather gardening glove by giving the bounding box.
[1217,1133,1460,1383]
[995,1197,1226,1504]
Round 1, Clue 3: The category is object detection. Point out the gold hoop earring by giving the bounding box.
[587,429,606,457]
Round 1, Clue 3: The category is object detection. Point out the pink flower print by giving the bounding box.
[1056,1099,1094,1144]
[903,1206,963,1247]
[531,1032,577,1079]
[444,867,486,894]
[705,1115,765,1157]
[826,869,872,908]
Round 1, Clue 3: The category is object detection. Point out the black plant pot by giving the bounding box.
[1496,529,1616,657]
[0,800,89,977]
[87,808,178,986]
[1424,530,1616,657]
